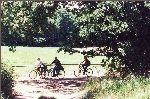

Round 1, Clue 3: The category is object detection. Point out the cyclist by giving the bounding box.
[79,56,91,75]
[51,57,64,77]
[34,58,47,77]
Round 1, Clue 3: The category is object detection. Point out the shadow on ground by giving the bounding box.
[16,76,90,95]
[38,96,56,99]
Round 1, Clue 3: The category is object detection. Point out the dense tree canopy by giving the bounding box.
[1,1,150,76]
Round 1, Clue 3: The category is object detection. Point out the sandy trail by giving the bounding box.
[13,70,104,99]
[14,76,94,99]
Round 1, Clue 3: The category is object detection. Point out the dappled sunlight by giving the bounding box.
[14,75,92,99]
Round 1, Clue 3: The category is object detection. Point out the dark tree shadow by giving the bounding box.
[17,76,92,95]
[38,96,56,99]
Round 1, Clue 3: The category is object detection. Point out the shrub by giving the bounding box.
[1,61,15,99]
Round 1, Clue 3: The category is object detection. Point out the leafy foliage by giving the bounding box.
[57,1,150,77]
[1,1,150,76]
[1,61,15,99]
[1,1,58,47]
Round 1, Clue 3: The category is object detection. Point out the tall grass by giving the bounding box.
[81,75,150,99]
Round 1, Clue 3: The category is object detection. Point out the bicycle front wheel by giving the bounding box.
[42,70,49,78]
[86,68,93,77]
[48,68,53,77]
[29,70,37,79]
[57,70,65,79]
[74,69,81,77]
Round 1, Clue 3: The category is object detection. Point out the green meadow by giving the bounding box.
[1,46,105,77]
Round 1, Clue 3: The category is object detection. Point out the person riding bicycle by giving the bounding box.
[34,58,47,76]
[51,57,64,77]
[79,56,91,75]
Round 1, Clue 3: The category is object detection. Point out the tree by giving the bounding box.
[1,1,59,48]
[2,1,150,77]
[58,1,150,77]
[52,8,79,47]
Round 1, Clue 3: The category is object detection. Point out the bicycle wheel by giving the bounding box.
[41,70,49,78]
[48,68,53,77]
[86,68,93,77]
[74,69,81,77]
[29,70,37,79]
[57,70,65,79]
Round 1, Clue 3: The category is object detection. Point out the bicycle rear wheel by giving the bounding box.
[86,68,93,77]
[57,70,65,79]
[29,70,37,79]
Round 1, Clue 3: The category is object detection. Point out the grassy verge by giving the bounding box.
[81,75,150,99]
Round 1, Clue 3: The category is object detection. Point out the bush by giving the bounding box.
[1,62,15,99]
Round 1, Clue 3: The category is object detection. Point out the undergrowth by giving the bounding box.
[81,75,150,99]
[1,60,15,99]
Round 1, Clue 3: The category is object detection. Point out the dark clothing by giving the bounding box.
[37,64,47,75]
[51,59,64,76]
[51,59,61,68]
[80,59,91,75]
[81,59,91,66]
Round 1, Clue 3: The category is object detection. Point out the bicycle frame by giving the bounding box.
[74,64,93,77]
[78,64,88,72]
[48,67,65,79]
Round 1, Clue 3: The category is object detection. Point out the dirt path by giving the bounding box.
[13,75,97,99]
[13,70,105,99]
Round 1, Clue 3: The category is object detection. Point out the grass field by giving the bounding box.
[1,46,106,77]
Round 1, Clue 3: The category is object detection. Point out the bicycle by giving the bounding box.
[29,66,65,79]
[74,64,93,77]
[48,65,65,79]
[29,67,49,79]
